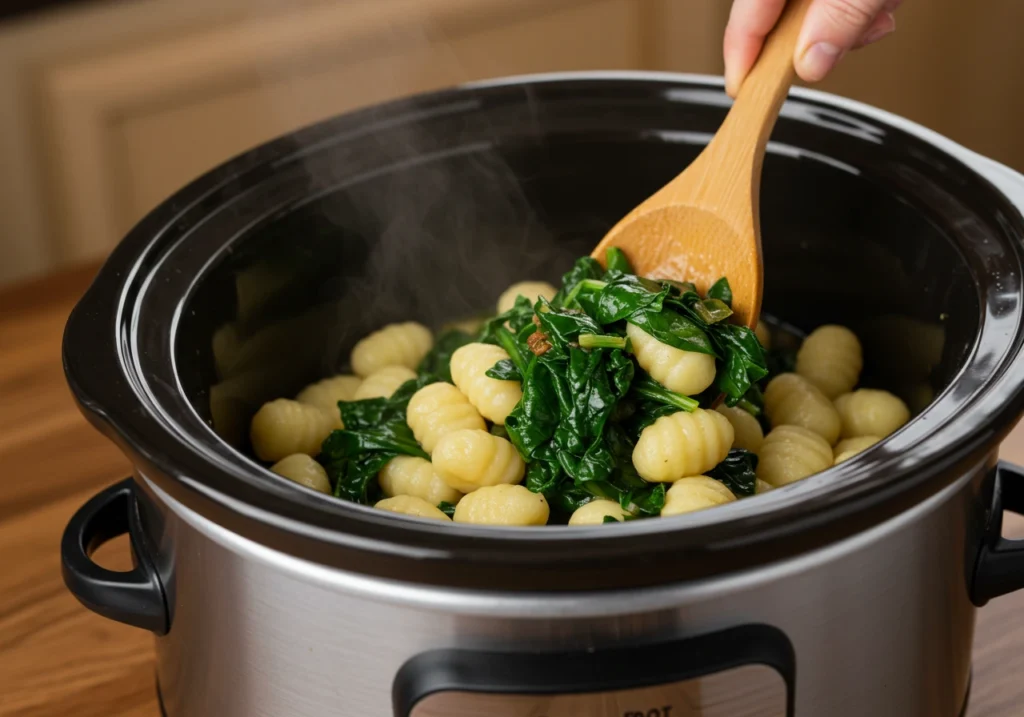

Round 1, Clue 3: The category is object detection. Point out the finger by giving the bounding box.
[852,10,896,49]
[723,0,787,98]
[796,0,893,82]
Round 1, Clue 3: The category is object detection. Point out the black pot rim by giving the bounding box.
[63,71,1024,592]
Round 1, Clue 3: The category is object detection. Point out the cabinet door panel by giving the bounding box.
[39,0,644,264]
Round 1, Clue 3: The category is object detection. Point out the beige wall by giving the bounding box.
[0,0,1019,286]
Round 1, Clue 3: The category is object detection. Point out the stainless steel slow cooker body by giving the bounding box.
[61,72,1024,717]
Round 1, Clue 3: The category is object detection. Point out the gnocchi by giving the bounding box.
[626,323,717,396]
[453,484,549,526]
[754,320,772,350]
[250,399,335,462]
[450,343,523,424]
[350,321,433,378]
[378,455,462,505]
[632,408,734,483]
[352,366,417,401]
[833,435,882,464]
[764,373,841,445]
[374,495,451,522]
[756,425,834,487]
[834,389,910,439]
[796,324,863,399]
[295,374,362,427]
[661,476,737,517]
[497,281,558,314]
[714,405,764,453]
[568,499,629,526]
[406,382,486,454]
[270,454,331,493]
[432,429,526,493]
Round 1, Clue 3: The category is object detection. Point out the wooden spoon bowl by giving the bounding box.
[591,0,814,328]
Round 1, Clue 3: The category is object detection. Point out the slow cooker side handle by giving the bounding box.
[60,478,169,635]
[972,461,1024,605]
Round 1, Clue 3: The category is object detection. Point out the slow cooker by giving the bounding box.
[60,72,1024,717]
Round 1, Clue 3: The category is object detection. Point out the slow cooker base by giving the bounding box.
[153,672,974,717]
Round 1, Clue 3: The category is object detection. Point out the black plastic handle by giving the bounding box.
[972,461,1024,605]
[61,478,169,634]
[394,624,795,717]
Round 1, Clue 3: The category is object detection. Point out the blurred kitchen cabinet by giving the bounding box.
[0,0,722,285]
[3,0,1022,287]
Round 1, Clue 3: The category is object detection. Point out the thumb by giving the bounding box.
[796,0,895,82]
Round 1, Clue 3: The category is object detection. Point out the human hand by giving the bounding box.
[724,0,901,97]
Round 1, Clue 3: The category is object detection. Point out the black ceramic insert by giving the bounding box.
[63,74,1024,592]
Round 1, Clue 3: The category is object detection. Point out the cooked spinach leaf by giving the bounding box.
[628,308,716,355]
[605,246,634,274]
[418,329,473,382]
[322,375,434,504]
[708,277,733,306]
[438,501,457,518]
[707,449,758,497]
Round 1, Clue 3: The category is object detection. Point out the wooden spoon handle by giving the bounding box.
[714,0,816,176]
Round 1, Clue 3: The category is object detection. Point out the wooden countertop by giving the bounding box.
[3,264,1024,716]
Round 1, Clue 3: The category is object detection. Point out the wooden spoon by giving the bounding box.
[591,0,814,328]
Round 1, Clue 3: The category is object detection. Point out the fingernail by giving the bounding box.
[798,42,843,82]
[862,12,896,46]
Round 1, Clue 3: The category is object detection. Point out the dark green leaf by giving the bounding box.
[711,324,769,401]
[708,277,733,306]
[594,273,668,324]
[535,299,604,349]
[707,449,758,497]
[505,356,562,459]
[605,246,633,274]
[628,308,716,355]
[693,298,734,324]
[417,329,473,382]
[438,501,457,518]
[629,374,699,412]
[620,482,666,516]
[552,257,604,308]
[328,452,394,504]
[321,422,427,460]
[485,358,521,381]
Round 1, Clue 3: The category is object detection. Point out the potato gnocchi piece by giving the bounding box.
[497,281,558,314]
[378,455,462,505]
[833,435,882,464]
[834,389,910,439]
[432,429,526,493]
[661,476,737,517]
[295,374,362,428]
[632,408,734,483]
[756,425,833,487]
[269,454,331,494]
[406,382,486,454]
[754,320,772,350]
[626,323,717,396]
[374,495,451,522]
[755,478,774,494]
[453,484,549,526]
[250,399,335,462]
[568,499,629,526]
[450,343,523,424]
[714,405,764,453]
[796,324,863,399]
[352,366,417,401]
[350,322,433,378]
[764,373,841,445]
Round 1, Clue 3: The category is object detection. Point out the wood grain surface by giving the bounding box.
[2,264,1024,716]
